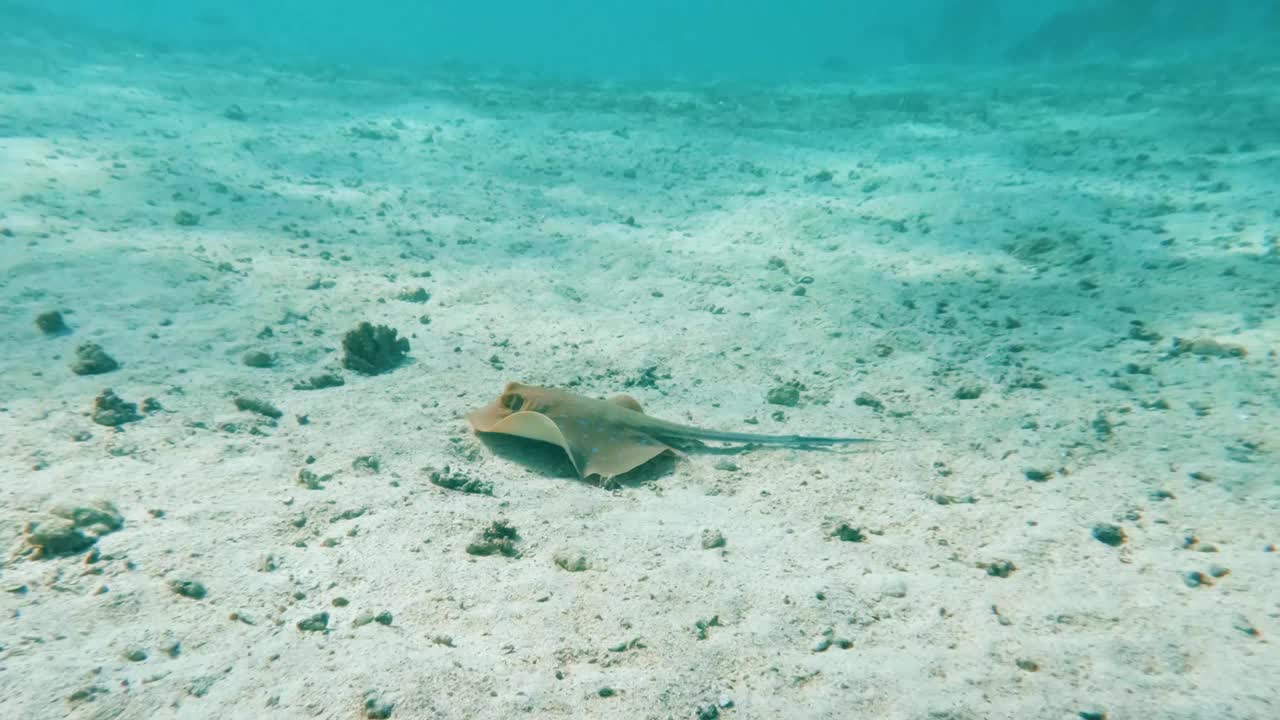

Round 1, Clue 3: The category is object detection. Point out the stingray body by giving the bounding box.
[467,381,872,479]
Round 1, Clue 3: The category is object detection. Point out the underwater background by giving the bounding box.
[1,1,1278,719]
[7,0,1280,77]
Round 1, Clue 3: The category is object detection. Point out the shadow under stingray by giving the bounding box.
[475,432,851,489]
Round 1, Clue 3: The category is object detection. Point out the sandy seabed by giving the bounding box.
[1,27,1278,720]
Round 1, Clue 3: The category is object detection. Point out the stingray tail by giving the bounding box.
[659,426,876,446]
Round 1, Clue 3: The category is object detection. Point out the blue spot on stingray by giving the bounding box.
[591,447,599,454]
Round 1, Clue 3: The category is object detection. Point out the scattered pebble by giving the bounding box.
[169,579,207,600]
[953,385,984,400]
[122,647,147,662]
[1128,320,1162,342]
[297,612,329,632]
[396,287,431,303]
[91,389,141,426]
[23,501,123,559]
[363,691,394,719]
[766,381,805,407]
[1015,658,1039,672]
[812,632,831,653]
[1169,337,1246,359]
[832,523,865,543]
[929,493,977,505]
[607,637,645,652]
[465,520,521,557]
[553,550,590,572]
[1183,571,1212,588]
[985,559,1017,578]
[68,686,109,703]
[881,578,908,598]
[353,455,381,473]
[1091,523,1126,547]
[71,343,118,375]
[854,392,883,411]
[188,676,216,697]
[234,396,282,419]
[1024,468,1051,482]
[429,466,493,495]
[694,616,721,640]
[695,704,721,720]
[293,373,345,390]
[241,350,275,368]
[35,310,70,336]
[174,210,201,227]
[297,468,332,490]
[811,626,853,652]
[701,529,726,549]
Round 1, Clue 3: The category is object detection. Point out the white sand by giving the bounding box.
[1,30,1278,720]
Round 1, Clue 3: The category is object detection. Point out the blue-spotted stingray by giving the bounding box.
[467,381,873,480]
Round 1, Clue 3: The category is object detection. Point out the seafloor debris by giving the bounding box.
[1168,336,1247,359]
[766,380,805,406]
[234,396,282,419]
[553,549,590,572]
[396,287,430,303]
[1091,523,1126,547]
[35,310,70,336]
[22,500,123,558]
[465,519,521,557]
[241,350,275,368]
[297,612,329,632]
[293,372,345,390]
[71,343,118,375]
[428,466,492,495]
[169,578,207,600]
[341,322,409,375]
[91,389,141,426]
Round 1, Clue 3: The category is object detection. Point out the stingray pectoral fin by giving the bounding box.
[484,411,571,447]
[473,411,587,476]
[579,431,673,479]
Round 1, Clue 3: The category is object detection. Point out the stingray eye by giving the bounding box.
[502,393,525,412]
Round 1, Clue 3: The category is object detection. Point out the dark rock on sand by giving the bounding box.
[23,501,124,558]
[91,389,141,426]
[35,310,71,336]
[342,322,409,375]
[71,343,118,375]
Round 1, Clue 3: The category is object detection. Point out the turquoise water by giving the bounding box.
[6,1,1278,78]
[2,2,1278,720]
